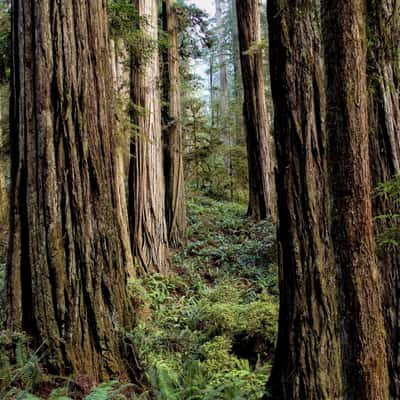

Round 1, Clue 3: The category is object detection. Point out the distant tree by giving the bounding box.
[6,0,134,379]
[229,0,244,147]
[183,97,210,189]
[236,0,275,221]
[129,0,169,275]
[162,0,187,248]
[215,0,231,181]
[322,0,389,397]
[175,1,210,60]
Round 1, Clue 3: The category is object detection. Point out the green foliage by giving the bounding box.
[191,293,277,342]
[375,176,400,203]
[107,0,154,62]
[15,393,41,400]
[0,333,42,400]
[84,381,119,400]
[0,196,278,399]
[243,40,268,56]
[175,2,211,59]
[128,195,278,400]
[374,175,400,248]
[148,355,269,400]
[182,94,249,202]
[48,386,73,400]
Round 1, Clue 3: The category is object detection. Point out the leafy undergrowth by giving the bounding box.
[0,195,278,399]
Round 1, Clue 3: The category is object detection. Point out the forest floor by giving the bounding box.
[0,194,279,400]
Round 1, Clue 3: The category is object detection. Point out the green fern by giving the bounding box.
[84,381,119,400]
[375,175,400,249]
[48,386,73,400]
[15,392,41,400]
[15,336,26,367]
[149,363,180,400]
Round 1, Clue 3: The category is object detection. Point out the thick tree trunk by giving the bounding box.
[322,1,389,398]
[162,0,187,248]
[236,0,276,222]
[266,2,341,398]
[7,0,134,380]
[129,0,169,275]
[367,1,400,396]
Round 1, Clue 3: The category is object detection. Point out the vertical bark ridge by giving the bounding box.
[162,0,187,248]
[322,1,389,398]
[236,0,276,222]
[111,39,135,279]
[129,0,169,275]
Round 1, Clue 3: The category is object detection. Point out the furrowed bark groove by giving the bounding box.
[162,0,187,248]
[236,0,276,222]
[129,0,169,275]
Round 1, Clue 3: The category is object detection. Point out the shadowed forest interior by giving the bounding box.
[0,0,399,399]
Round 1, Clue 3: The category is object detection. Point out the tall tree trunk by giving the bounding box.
[129,0,169,275]
[230,0,243,144]
[209,54,216,128]
[367,1,400,396]
[7,0,134,380]
[322,1,389,398]
[162,0,186,248]
[236,0,276,222]
[111,39,135,278]
[215,0,228,123]
[266,1,341,398]
[215,0,231,185]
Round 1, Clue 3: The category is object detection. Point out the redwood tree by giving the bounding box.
[322,0,389,398]
[367,0,400,396]
[111,39,135,279]
[236,0,275,221]
[7,0,134,379]
[129,0,169,275]
[266,1,341,398]
[215,0,231,180]
[162,0,187,248]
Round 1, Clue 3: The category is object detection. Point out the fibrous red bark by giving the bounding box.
[162,0,187,248]
[236,0,276,221]
[322,0,389,398]
[129,0,169,275]
[266,1,341,398]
